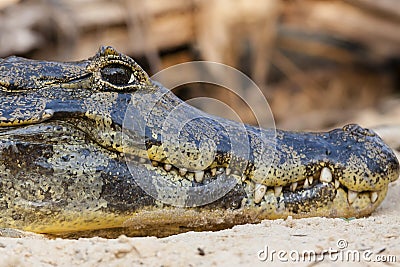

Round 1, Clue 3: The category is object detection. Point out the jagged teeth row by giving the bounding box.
[254,184,379,205]
[143,159,380,205]
[254,184,283,203]
[319,167,379,204]
[255,169,330,203]
[253,167,379,205]
[146,160,232,183]
[253,184,283,203]
[347,190,379,204]
[303,177,314,189]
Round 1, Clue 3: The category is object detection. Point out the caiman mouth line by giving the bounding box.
[129,154,380,207]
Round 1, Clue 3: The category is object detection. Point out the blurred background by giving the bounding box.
[0,0,399,140]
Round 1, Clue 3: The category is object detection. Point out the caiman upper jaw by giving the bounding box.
[118,79,399,218]
[122,100,399,214]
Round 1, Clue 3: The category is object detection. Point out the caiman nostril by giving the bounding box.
[343,123,376,138]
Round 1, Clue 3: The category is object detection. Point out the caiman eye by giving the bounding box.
[100,64,135,86]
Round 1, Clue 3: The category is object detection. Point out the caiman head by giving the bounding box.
[0,46,398,226]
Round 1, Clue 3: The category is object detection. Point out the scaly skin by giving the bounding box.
[0,46,398,238]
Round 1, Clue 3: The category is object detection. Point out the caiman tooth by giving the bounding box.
[290,182,298,192]
[370,191,378,203]
[151,161,158,167]
[347,190,358,204]
[274,186,282,197]
[194,171,205,183]
[320,167,332,183]
[43,109,54,119]
[216,168,224,175]
[210,168,217,176]
[225,168,232,176]
[139,157,146,164]
[308,177,313,185]
[179,168,187,176]
[164,164,172,171]
[303,178,310,189]
[334,180,340,189]
[254,184,267,204]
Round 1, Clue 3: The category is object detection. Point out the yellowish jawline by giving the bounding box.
[21,187,386,237]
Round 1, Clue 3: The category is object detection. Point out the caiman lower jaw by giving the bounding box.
[131,156,383,211]
[253,169,384,216]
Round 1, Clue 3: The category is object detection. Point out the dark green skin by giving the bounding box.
[0,46,398,238]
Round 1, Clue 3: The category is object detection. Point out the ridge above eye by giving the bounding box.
[100,64,134,86]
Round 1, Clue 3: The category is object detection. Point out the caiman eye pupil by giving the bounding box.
[100,64,133,85]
